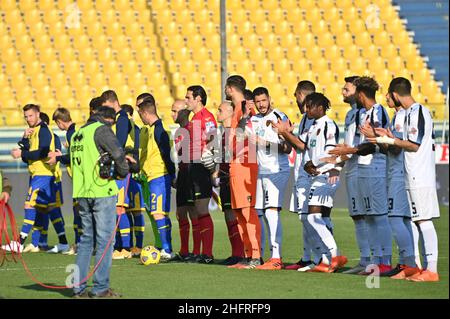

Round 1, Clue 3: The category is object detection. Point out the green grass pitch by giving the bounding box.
[0,207,448,299]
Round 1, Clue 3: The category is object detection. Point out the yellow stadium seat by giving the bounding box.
[4,110,25,126]
[76,0,93,10]
[273,59,292,74]
[380,43,398,59]
[256,21,272,36]
[236,21,254,36]
[50,73,68,88]
[10,73,29,89]
[169,34,186,49]
[169,0,185,10]
[286,7,304,23]
[4,9,22,25]
[304,7,322,23]
[1,47,16,64]
[61,59,80,76]
[324,44,342,60]
[305,46,323,60]
[94,0,110,11]
[230,9,247,25]
[123,60,139,75]
[114,0,130,10]
[280,0,298,10]
[34,34,53,51]
[14,34,33,51]
[5,61,22,76]
[286,46,303,61]
[268,8,285,24]
[201,21,218,36]
[80,9,97,25]
[335,31,353,47]
[9,22,28,37]
[373,31,391,46]
[250,8,266,24]
[38,0,54,10]
[268,46,286,61]
[25,60,42,76]
[42,9,62,25]
[333,57,349,74]
[72,34,91,50]
[30,72,49,89]
[69,73,86,88]
[52,34,71,50]
[406,55,425,71]
[351,57,368,74]
[369,56,387,73]
[394,30,412,46]
[24,11,42,28]
[243,0,260,10]
[124,21,142,37]
[361,43,380,60]
[15,86,35,102]
[1,0,16,10]
[281,33,300,49]
[354,31,372,47]
[388,56,405,73]
[311,19,329,35]
[35,85,54,101]
[325,7,341,22]
[317,32,335,47]
[263,0,279,10]
[274,20,292,36]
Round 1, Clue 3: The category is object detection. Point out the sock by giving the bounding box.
[306,213,338,263]
[264,209,282,259]
[373,215,392,265]
[235,207,261,260]
[127,213,134,248]
[418,221,439,273]
[365,215,382,264]
[118,213,131,249]
[226,219,244,258]
[167,217,173,251]
[323,216,334,235]
[114,227,122,251]
[73,207,82,245]
[49,207,68,245]
[198,214,214,257]
[191,218,201,255]
[31,212,45,247]
[410,221,423,269]
[389,217,416,267]
[150,215,162,249]
[133,213,145,249]
[178,217,190,256]
[300,214,312,262]
[156,217,171,253]
[353,218,371,266]
[20,208,37,243]
[38,213,49,247]
[257,210,266,257]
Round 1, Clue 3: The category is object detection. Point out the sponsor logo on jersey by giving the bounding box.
[410,127,417,135]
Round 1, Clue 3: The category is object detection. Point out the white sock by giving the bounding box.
[389,217,416,267]
[264,209,282,259]
[257,210,266,257]
[410,221,423,269]
[418,221,439,273]
[299,214,312,262]
[353,218,371,265]
[307,213,338,262]
[365,215,382,264]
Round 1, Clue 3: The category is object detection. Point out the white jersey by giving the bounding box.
[358,103,389,177]
[403,103,436,189]
[387,108,406,181]
[300,114,340,175]
[294,115,315,179]
[250,108,290,175]
[344,105,364,177]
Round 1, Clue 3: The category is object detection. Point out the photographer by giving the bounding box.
[71,106,131,298]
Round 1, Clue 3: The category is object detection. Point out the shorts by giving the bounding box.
[148,174,172,215]
[346,175,364,217]
[296,176,312,214]
[230,165,258,209]
[25,175,56,209]
[407,187,440,222]
[219,182,232,210]
[116,174,131,208]
[308,174,339,208]
[176,167,194,207]
[358,176,387,216]
[127,177,145,213]
[387,179,411,217]
[255,171,290,210]
[54,181,64,208]
[188,163,212,200]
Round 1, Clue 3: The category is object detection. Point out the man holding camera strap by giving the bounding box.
[71,106,130,298]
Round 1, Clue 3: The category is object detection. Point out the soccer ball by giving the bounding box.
[140,246,161,265]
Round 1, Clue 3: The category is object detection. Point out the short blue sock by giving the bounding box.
[156,218,171,253]
[21,208,37,242]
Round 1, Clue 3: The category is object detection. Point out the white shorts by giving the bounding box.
[358,176,388,216]
[406,187,440,222]
[346,175,364,217]
[289,186,297,213]
[307,175,339,208]
[255,171,290,210]
[387,179,411,217]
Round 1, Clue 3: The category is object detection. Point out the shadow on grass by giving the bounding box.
[20,284,73,298]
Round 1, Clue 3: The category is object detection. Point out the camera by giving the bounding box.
[98,152,115,179]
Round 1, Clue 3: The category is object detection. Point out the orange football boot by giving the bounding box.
[390,265,421,280]
[255,258,283,270]
[406,270,439,282]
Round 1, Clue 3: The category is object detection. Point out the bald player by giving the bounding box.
[213,101,245,265]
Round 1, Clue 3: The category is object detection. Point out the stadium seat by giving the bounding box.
[9,22,27,37]
[335,31,353,47]
[268,8,285,24]
[250,9,266,24]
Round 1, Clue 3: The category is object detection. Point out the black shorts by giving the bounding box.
[219,183,232,210]
[176,167,194,207]
[188,163,212,200]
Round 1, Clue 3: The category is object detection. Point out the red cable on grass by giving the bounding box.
[0,196,124,290]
